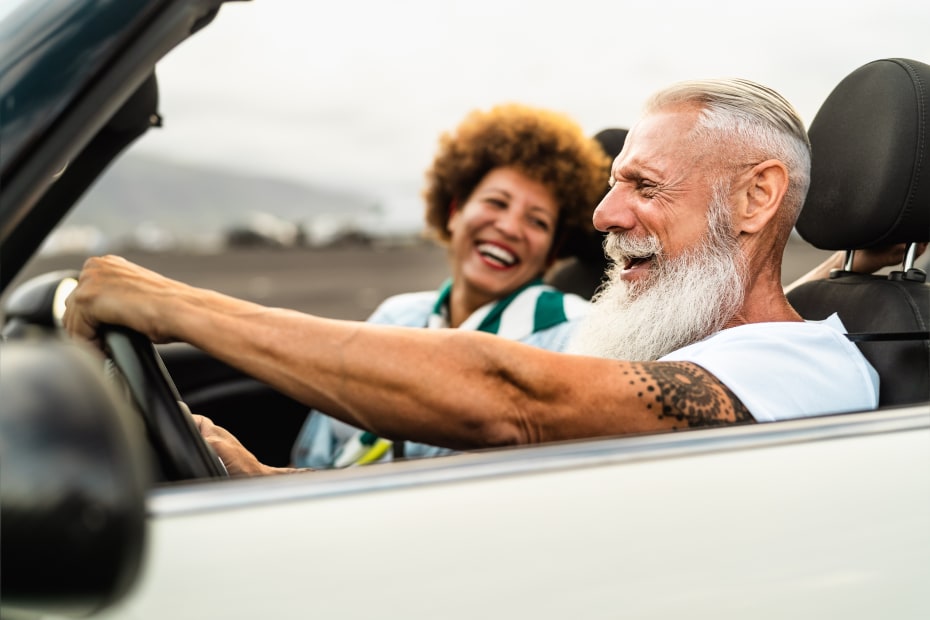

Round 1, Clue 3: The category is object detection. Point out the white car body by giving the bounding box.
[93,407,929,619]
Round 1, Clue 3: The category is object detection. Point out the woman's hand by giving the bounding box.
[850,242,927,274]
[785,242,928,293]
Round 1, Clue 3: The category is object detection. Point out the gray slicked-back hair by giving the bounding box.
[645,78,812,223]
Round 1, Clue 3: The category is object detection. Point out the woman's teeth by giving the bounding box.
[477,243,517,267]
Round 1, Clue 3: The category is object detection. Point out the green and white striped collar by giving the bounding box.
[428,277,585,339]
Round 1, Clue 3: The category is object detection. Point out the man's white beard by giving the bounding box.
[566,197,747,361]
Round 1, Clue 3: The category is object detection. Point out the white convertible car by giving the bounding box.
[1,1,928,619]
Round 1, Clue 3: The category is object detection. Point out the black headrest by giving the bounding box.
[796,58,930,250]
[594,127,629,160]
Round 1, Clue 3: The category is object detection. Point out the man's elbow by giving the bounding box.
[441,405,532,450]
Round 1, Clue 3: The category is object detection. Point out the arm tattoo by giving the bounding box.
[628,361,754,428]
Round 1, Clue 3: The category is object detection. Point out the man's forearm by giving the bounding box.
[157,287,745,448]
[64,256,747,452]
[171,289,534,449]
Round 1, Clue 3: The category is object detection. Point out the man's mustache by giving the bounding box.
[603,233,663,264]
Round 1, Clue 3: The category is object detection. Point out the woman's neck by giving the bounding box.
[447,283,495,328]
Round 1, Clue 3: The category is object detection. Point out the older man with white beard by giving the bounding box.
[64,78,879,476]
[566,184,747,363]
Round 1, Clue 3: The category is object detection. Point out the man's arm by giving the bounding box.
[632,361,754,427]
[64,256,754,452]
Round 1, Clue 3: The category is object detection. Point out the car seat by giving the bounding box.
[786,58,930,407]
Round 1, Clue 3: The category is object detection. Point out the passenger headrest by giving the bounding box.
[594,127,628,160]
[796,58,930,250]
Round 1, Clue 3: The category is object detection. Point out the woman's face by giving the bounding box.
[447,166,560,305]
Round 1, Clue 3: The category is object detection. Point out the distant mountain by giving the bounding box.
[60,152,381,245]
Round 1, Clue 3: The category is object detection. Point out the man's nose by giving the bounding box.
[592,186,637,233]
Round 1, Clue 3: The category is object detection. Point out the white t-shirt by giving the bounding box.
[660,313,879,422]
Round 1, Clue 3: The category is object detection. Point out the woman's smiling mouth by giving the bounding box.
[476,242,518,269]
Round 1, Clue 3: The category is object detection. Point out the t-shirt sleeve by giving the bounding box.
[660,322,879,422]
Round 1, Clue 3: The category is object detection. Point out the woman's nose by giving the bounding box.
[493,207,523,238]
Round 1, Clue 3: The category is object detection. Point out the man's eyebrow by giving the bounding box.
[613,155,665,178]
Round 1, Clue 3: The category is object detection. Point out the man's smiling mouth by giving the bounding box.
[624,254,655,270]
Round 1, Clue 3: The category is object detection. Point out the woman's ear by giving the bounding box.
[736,159,788,234]
[445,198,459,234]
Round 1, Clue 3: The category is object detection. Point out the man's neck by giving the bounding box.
[724,277,802,328]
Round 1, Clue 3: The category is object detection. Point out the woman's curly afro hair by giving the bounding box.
[423,103,610,260]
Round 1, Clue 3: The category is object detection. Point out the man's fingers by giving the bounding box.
[191,413,219,438]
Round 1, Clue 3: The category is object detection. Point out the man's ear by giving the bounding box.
[736,160,788,234]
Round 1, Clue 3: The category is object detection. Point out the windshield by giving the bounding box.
[0,0,157,172]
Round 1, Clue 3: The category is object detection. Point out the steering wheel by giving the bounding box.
[2,271,228,481]
[102,325,228,480]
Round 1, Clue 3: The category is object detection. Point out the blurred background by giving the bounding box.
[21,0,930,318]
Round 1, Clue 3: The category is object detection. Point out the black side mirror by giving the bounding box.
[1,339,150,616]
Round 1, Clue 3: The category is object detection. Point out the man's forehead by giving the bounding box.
[613,109,699,174]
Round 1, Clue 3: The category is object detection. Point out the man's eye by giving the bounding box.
[486,198,507,208]
[637,181,659,197]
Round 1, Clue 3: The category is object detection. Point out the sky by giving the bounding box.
[132,0,930,229]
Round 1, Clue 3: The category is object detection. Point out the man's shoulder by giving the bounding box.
[663,316,860,364]
[662,314,879,421]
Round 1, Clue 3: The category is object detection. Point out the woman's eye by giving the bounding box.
[486,198,507,209]
[530,217,551,231]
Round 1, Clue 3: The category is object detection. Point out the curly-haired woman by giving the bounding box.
[291,103,610,468]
